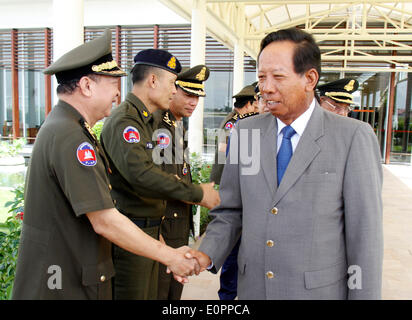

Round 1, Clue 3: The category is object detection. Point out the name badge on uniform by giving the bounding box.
[146,142,154,149]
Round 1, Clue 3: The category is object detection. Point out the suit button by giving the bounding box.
[266,240,275,247]
[271,207,278,215]
[108,184,112,191]
[173,212,178,218]
[266,271,274,279]
[100,275,106,282]
[113,199,117,205]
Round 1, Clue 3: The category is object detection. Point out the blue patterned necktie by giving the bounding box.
[277,125,296,186]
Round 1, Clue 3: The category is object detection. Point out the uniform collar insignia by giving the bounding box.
[142,110,149,118]
[82,121,98,141]
[163,111,176,127]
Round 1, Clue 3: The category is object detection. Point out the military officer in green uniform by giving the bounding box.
[156,65,210,300]
[101,51,219,300]
[209,83,259,184]
[12,30,200,300]
[317,78,359,117]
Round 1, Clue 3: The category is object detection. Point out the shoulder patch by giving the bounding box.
[224,122,234,130]
[77,142,97,167]
[157,132,171,149]
[123,126,140,143]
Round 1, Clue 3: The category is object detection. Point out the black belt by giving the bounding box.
[130,217,163,228]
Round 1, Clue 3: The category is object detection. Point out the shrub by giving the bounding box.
[0,138,27,158]
[189,152,216,236]
[92,121,104,141]
[0,184,24,300]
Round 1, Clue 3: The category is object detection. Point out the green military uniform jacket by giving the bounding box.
[156,110,194,300]
[210,110,258,184]
[13,100,115,300]
[100,92,203,220]
[156,110,194,244]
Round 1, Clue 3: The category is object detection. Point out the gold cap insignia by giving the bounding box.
[344,80,355,92]
[196,67,207,81]
[167,57,177,70]
[92,60,118,73]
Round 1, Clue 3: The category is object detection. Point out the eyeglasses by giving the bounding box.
[323,99,353,113]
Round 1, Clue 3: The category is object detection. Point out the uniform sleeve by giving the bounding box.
[51,127,114,217]
[343,122,383,299]
[101,117,203,203]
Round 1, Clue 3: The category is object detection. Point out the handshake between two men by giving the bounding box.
[165,247,212,284]
[164,182,220,283]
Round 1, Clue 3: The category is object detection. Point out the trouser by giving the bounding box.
[218,238,240,300]
[157,220,190,300]
[157,237,186,300]
[113,225,160,300]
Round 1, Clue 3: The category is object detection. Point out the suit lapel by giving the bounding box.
[260,114,278,197]
[273,104,324,206]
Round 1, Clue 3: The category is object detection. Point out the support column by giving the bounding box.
[188,0,206,157]
[385,70,396,164]
[115,26,122,105]
[11,29,19,139]
[52,0,84,102]
[188,0,206,238]
[232,4,245,100]
[44,28,52,116]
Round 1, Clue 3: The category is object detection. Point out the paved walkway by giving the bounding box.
[181,164,412,300]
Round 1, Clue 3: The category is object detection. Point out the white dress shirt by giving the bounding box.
[276,98,316,153]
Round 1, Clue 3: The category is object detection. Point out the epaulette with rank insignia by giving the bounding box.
[162,111,176,128]
[238,112,259,120]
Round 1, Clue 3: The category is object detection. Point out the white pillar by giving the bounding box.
[188,0,206,157]
[52,0,84,103]
[233,41,245,99]
[232,4,245,104]
[188,0,206,239]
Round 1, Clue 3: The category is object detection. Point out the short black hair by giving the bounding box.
[234,97,255,109]
[56,73,100,94]
[259,28,321,80]
[130,64,161,85]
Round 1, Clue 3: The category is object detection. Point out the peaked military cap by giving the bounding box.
[317,78,359,105]
[133,49,182,75]
[175,65,210,97]
[44,29,126,84]
[233,83,257,99]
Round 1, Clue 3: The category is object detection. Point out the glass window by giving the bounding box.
[390,72,412,164]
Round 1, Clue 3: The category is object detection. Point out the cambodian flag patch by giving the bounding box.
[77,142,97,166]
[123,126,140,143]
[225,122,233,130]
[157,133,170,149]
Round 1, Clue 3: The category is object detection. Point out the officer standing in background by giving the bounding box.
[12,30,199,300]
[101,50,219,300]
[209,83,259,185]
[317,78,359,117]
[156,65,210,300]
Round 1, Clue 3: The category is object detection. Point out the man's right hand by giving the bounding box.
[198,183,220,209]
[166,246,200,278]
[186,249,212,272]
